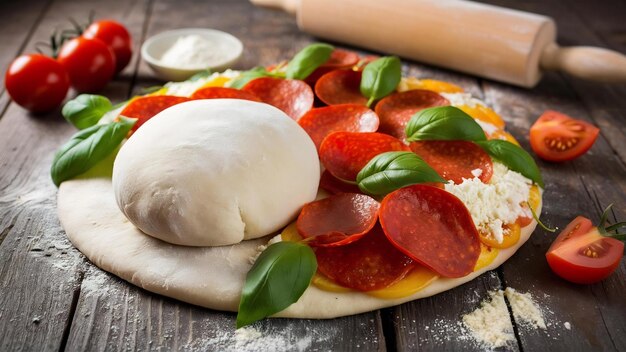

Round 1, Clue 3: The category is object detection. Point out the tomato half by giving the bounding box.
[83,20,132,73]
[5,54,70,113]
[546,216,624,284]
[57,37,116,93]
[529,110,599,162]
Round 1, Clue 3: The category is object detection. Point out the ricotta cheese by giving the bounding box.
[163,69,240,97]
[445,163,532,243]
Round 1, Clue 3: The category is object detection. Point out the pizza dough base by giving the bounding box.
[58,175,539,319]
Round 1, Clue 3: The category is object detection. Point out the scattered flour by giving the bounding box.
[564,322,571,330]
[462,290,515,349]
[184,325,330,352]
[461,288,550,350]
[505,287,546,329]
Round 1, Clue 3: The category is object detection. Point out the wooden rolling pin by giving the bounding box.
[250,0,626,87]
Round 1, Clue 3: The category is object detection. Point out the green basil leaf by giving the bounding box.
[187,69,212,81]
[61,94,113,130]
[227,67,277,89]
[360,56,402,107]
[237,241,316,328]
[285,43,334,80]
[405,106,487,142]
[475,139,544,187]
[50,117,136,187]
[356,151,445,196]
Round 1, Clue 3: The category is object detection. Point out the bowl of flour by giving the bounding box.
[142,28,243,81]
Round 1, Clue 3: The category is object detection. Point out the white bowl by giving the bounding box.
[141,28,243,81]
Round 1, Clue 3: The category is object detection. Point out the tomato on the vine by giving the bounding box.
[529,110,599,162]
[57,37,116,93]
[83,20,132,73]
[546,207,625,284]
[5,54,70,113]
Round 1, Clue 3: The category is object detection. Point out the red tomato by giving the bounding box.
[546,216,624,284]
[5,54,70,113]
[57,37,116,93]
[83,20,132,73]
[529,110,599,162]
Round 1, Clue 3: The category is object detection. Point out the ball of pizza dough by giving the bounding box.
[112,99,320,247]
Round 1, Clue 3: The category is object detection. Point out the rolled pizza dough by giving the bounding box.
[58,173,540,319]
[112,100,320,247]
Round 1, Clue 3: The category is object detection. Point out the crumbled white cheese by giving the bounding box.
[445,163,531,243]
[441,92,485,108]
[248,234,282,264]
[564,322,571,330]
[462,290,515,348]
[163,69,240,96]
[505,288,546,329]
[471,168,483,178]
[160,35,231,69]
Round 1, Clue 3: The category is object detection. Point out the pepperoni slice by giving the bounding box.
[298,104,379,150]
[409,140,493,184]
[242,77,314,120]
[315,224,416,291]
[379,185,481,278]
[190,87,261,102]
[319,170,362,195]
[306,49,360,84]
[319,132,409,181]
[315,69,367,106]
[120,95,190,131]
[297,193,379,247]
[375,90,449,139]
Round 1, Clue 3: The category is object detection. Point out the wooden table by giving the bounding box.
[1,0,625,350]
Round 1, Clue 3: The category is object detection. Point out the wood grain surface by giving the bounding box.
[0,0,624,351]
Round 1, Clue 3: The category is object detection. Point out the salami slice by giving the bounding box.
[319,132,409,182]
[190,87,261,102]
[120,95,190,131]
[379,185,481,278]
[315,224,416,291]
[315,69,368,106]
[298,104,379,150]
[319,170,362,195]
[375,90,449,139]
[242,77,314,120]
[297,193,379,247]
[409,140,493,184]
[306,49,360,84]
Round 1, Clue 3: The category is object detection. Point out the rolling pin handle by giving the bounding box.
[541,43,626,82]
[249,0,298,16]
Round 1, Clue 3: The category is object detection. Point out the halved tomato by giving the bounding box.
[529,110,599,162]
[546,216,624,284]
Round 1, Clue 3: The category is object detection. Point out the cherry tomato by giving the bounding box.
[83,20,132,73]
[57,37,116,93]
[529,110,599,162]
[5,54,70,113]
[546,216,624,284]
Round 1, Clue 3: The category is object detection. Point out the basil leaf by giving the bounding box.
[187,69,212,81]
[237,241,316,328]
[475,139,544,187]
[227,67,276,89]
[50,117,136,187]
[285,43,334,80]
[405,106,487,142]
[357,151,445,196]
[61,94,113,130]
[360,56,402,107]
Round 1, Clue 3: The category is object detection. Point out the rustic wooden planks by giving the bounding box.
[0,0,149,350]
